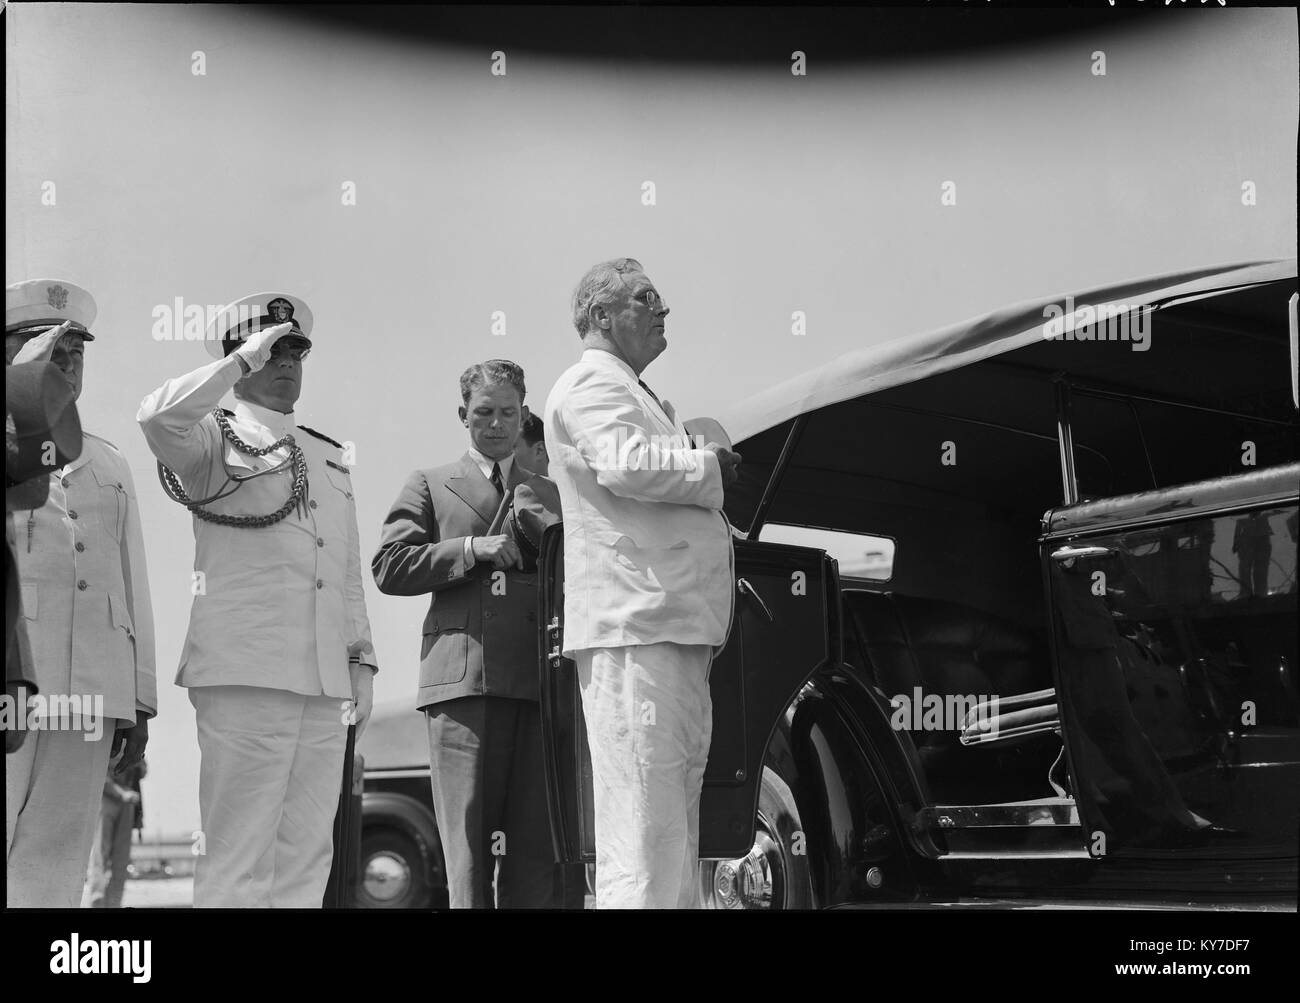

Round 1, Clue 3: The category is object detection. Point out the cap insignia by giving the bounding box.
[267,298,295,323]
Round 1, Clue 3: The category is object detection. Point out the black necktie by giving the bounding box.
[638,380,665,411]
[490,462,504,497]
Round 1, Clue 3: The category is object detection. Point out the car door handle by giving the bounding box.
[737,577,775,623]
[1050,545,1115,562]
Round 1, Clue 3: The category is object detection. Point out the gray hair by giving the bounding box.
[571,257,643,338]
[459,359,526,405]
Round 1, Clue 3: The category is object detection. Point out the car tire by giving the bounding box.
[357,827,432,909]
[700,766,816,910]
[758,766,815,909]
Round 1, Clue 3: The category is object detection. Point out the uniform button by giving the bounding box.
[77,580,88,590]
[317,537,325,547]
[61,478,69,488]
[68,510,78,519]
[309,500,318,509]
[75,542,85,552]
[316,579,324,590]
[484,610,495,619]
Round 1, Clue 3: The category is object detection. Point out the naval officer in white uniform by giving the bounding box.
[137,292,377,908]
[5,279,157,908]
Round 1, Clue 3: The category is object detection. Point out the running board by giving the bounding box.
[920,799,1080,829]
[916,799,1087,857]
[941,849,1094,860]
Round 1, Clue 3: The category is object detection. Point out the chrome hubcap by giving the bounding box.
[708,831,780,909]
[362,851,412,903]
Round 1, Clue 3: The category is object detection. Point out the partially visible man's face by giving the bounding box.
[52,333,86,402]
[599,270,670,375]
[5,330,86,401]
[233,337,306,414]
[460,383,526,462]
[513,438,548,477]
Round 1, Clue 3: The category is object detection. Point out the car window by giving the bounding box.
[758,523,896,581]
[1069,388,1295,500]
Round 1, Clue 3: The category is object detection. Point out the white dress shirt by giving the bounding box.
[461,447,514,571]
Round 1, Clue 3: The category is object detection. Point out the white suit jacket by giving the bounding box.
[14,433,157,724]
[137,355,376,699]
[543,348,735,656]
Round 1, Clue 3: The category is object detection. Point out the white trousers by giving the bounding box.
[190,685,347,908]
[6,724,115,908]
[575,642,713,909]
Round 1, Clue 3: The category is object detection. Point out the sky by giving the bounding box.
[6,4,1297,838]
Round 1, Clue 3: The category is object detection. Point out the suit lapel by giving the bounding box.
[445,454,499,525]
[630,377,682,436]
[660,397,681,431]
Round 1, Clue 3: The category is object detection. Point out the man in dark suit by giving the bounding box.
[372,360,562,909]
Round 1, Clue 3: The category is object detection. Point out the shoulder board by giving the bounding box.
[298,424,344,450]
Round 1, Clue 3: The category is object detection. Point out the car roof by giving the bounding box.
[356,699,430,771]
[719,258,1296,445]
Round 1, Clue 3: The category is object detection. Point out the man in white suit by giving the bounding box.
[5,279,156,908]
[138,292,377,907]
[539,257,741,908]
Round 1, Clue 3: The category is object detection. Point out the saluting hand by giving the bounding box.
[233,321,296,374]
[11,321,72,365]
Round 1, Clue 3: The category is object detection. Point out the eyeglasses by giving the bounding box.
[269,341,311,362]
[634,289,665,311]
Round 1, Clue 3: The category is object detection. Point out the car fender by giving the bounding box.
[771,667,928,905]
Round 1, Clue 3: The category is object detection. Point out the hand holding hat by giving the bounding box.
[233,321,296,374]
[11,321,73,367]
[6,360,82,472]
[684,416,734,452]
[685,416,742,488]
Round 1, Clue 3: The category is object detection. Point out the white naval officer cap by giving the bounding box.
[5,279,97,342]
[204,291,314,359]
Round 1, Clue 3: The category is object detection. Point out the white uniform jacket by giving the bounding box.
[14,433,157,724]
[543,349,735,657]
[137,355,376,698]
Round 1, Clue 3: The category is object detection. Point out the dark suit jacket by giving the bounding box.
[371,455,561,709]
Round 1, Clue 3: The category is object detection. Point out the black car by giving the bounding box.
[361,258,1299,909]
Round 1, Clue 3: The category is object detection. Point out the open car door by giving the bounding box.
[538,524,833,863]
[1043,463,1299,893]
